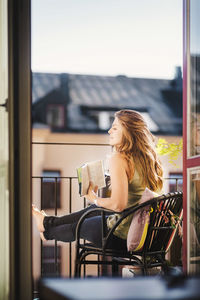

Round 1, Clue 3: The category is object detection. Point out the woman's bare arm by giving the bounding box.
[86,153,129,212]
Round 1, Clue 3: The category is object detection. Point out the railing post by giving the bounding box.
[54,177,58,275]
[176,178,178,191]
[83,197,86,277]
[40,177,44,277]
[69,177,72,278]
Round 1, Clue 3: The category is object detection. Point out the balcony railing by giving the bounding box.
[32,175,80,278]
[32,174,183,279]
[32,139,183,279]
[32,140,111,280]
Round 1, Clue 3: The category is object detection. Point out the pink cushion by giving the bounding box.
[127,188,157,252]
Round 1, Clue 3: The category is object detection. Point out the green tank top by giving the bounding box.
[107,169,145,240]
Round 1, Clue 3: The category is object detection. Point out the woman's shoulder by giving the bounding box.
[109,152,127,168]
[109,152,123,160]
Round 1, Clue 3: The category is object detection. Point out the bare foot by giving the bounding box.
[32,205,45,232]
[41,210,47,216]
[40,232,47,242]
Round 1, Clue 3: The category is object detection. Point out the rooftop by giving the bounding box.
[32,70,182,135]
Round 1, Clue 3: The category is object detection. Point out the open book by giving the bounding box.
[77,160,106,196]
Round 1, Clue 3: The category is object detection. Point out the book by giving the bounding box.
[77,160,106,196]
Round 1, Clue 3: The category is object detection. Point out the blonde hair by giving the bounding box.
[115,110,163,192]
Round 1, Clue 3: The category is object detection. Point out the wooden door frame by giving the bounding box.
[183,0,188,274]
[183,0,200,273]
[8,0,32,299]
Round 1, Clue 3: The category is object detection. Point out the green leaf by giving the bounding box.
[156,138,183,165]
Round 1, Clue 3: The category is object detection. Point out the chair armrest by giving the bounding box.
[75,206,116,242]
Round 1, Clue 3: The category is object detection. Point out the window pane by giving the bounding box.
[169,173,183,192]
[188,167,200,274]
[42,170,61,209]
[42,245,61,277]
[46,104,65,129]
[188,0,200,157]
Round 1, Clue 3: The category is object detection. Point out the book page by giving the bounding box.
[81,164,90,196]
[87,160,106,190]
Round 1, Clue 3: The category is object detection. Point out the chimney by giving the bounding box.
[171,66,182,90]
[174,66,182,80]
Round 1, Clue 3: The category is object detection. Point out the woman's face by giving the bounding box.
[108,117,124,147]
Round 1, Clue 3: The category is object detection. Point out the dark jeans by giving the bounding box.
[43,204,127,249]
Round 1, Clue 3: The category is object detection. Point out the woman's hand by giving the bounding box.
[85,182,98,203]
[84,153,129,211]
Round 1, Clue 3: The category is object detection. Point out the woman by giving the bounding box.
[33,110,163,247]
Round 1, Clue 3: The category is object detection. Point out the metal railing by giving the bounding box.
[32,140,111,278]
[32,140,183,278]
[165,177,183,192]
[32,174,183,278]
[32,175,79,278]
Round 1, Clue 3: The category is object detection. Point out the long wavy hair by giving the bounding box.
[115,110,163,192]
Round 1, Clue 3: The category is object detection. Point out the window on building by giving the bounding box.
[98,111,115,130]
[141,112,159,132]
[96,110,158,132]
[169,172,183,192]
[98,111,110,130]
[42,245,61,277]
[42,170,61,209]
[83,108,115,131]
[46,104,65,128]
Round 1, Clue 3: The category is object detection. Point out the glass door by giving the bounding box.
[0,0,9,298]
[183,0,200,274]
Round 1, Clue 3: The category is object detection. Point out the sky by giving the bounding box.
[31,0,182,79]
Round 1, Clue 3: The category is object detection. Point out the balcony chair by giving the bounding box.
[74,191,183,277]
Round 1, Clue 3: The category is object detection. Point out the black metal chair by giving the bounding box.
[74,192,183,277]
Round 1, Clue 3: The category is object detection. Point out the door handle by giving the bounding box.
[0,99,8,112]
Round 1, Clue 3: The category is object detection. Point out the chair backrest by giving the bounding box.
[144,192,183,254]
